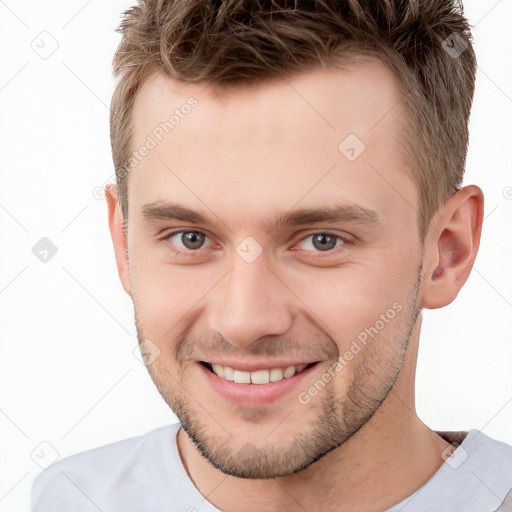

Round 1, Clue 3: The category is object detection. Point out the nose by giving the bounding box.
[208,254,294,349]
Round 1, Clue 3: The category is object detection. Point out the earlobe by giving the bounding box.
[105,184,132,297]
[421,185,484,309]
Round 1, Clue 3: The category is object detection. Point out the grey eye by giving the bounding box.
[179,231,206,250]
[311,234,337,251]
[299,233,344,252]
[167,230,209,251]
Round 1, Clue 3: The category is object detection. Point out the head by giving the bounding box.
[106,0,483,479]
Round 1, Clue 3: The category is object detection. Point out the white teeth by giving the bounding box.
[233,370,251,384]
[250,369,270,384]
[209,363,312,384]
[223,366,234,381]
[212,364,224,378]
[283,366,296,378]
[269,368,284,382]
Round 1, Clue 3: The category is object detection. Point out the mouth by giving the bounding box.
[200,361,320,384]
[198,359,323,406]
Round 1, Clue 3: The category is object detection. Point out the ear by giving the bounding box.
[421,185,484,309]
[105,184,132,297]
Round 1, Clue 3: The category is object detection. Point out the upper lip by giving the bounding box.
[200,359,319,372]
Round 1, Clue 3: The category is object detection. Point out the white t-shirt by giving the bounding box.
[31,422,512,512]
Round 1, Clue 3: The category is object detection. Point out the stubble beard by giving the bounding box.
[136,265,423,479]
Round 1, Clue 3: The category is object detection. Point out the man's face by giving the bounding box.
[123,59,425,478]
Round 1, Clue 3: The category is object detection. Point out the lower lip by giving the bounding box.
[198,362,318,406]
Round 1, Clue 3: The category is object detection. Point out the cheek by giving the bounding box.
[129,249,224,347]
[129,246,201,312]
[286,261,415,349]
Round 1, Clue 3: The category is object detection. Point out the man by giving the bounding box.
[31,1,512,511]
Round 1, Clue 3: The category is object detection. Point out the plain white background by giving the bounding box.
[0,1,510,511]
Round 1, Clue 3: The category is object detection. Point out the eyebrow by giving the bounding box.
[141,201,384,232]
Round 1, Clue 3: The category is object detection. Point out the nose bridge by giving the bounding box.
[209,253,293,348]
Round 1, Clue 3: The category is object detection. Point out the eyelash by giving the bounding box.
[159,229,351,257]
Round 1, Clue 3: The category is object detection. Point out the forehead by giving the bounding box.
[132,58,406,144]
[127,58,417,232]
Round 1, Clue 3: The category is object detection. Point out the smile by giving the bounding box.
[201,361,318,384]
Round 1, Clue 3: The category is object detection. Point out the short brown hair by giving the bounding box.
[110,0,476,240]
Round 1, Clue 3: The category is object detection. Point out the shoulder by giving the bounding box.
[460,429,512,468]
[30,423,180,512]
[440,429,512,489]
[456,430,512,511]
[387,430,512,512]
